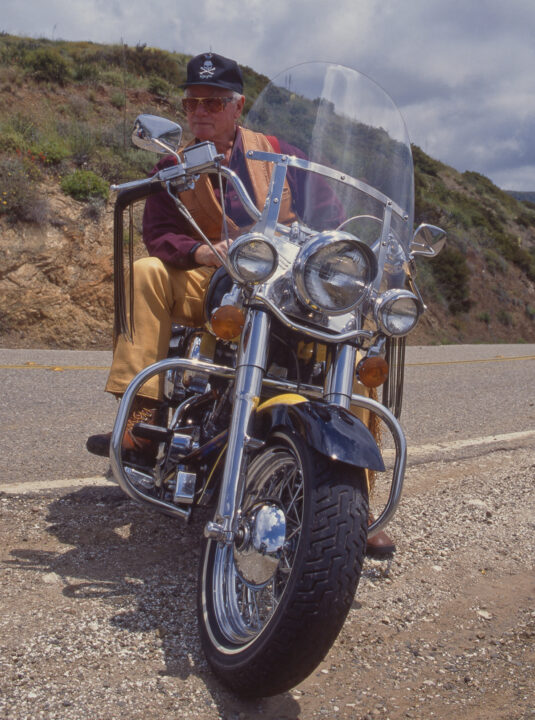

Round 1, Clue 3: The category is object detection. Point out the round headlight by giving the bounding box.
[294,231,377,314]
[375,289,423,336]
[229,233,278,284]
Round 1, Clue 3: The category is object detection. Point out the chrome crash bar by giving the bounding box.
[110,357,406,535]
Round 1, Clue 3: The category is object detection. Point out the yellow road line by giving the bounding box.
[406,354,535,367]
[0,363,109,371]
[0,354,534,371]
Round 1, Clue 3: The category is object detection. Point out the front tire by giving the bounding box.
[198,429,368,697]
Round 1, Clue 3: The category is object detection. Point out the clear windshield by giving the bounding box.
[242,62,414,251]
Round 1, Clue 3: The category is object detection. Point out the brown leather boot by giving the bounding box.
[366,514,396,557]
[86,397,161,462]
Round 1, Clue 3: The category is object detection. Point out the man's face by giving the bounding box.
[184,85,245,147]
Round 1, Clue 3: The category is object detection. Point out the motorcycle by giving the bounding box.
[109,62,445,697]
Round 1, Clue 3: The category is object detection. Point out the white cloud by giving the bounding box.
[1,0,534,189]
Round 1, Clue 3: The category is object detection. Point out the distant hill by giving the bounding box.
[0,34,534,347]
[507,191,535,205]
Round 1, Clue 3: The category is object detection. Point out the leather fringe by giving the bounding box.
[113,185,163,342]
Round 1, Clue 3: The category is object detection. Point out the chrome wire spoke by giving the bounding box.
[285,524,302,543]
[274,464,298,499]
[210,442,306,645]
[251,589,263,628]
[284,477,304,520]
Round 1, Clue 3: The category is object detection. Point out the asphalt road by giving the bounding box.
[0,343,534,720]
[0,344,534,487]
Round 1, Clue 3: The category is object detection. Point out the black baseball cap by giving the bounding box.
[183,52,243,94]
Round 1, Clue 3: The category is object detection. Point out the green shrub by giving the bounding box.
[93,146,152,183]
[0,129,28,152]
[429,245,471,314]
[30,137,70,165]
[110,91,125,109]
[491,231,535,281]
[412,144,443,177]
[73,62,100,83]
[496,309,513,327]
[60,169,109,201]
[68,95,92,120]
[25,47,70,85]
[0,156,49,223]
[483,248,508,275]
[66,124,97,166]
[148,75,172,97]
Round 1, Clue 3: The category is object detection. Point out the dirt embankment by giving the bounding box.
[1,189,534,350]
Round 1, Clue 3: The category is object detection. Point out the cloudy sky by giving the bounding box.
[3,0,534,190]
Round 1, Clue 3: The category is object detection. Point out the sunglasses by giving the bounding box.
[181,96,235,114]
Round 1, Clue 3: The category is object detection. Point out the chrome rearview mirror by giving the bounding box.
[410,224,446,257]
[132,114,182,154]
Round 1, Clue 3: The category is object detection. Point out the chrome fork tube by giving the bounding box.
[324,343,357,409]
[205,309,271,543]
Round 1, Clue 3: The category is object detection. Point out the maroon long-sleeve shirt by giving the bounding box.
[142,129,344,268]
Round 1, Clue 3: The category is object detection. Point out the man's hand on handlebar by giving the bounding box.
[193,239,233,267]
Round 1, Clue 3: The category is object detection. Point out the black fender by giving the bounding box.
[252,399,385,472]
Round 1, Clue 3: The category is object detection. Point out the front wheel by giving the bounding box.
[198,429,369,697]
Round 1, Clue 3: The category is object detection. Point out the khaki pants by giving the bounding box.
[105,257,214,401]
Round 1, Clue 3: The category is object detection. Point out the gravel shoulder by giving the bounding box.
[1,445,533,720]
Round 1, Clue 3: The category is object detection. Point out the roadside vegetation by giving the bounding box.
[411,145,535,337]
[0,35,268,220]
[0,33,534,344]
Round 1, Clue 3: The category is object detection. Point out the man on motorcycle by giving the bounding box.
[87,51,320,459]
[86,51,395,557]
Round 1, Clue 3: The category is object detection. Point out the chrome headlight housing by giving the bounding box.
[375,289,423,336]
[228,232,278,284]
[294,231,377,314]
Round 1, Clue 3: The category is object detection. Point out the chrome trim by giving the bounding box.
[253,158,289,237]
[371,203,393,293]
[246,150,408,221]
[110,358,235,520]
[111,162,189,192]
[228,232,278,284]
[374,289,423,336]
[111,353,404,533]
[131,114,183,155]
[233,503,287,585]
[293,231,377,315]
[218,166,262,224]
[324,344,358,408]
[251,294,374,343]
[182,141,221,172]
[410,223,447,258]
[173,469,197,505]
[210,310,271,541]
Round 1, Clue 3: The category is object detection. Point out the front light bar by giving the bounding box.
[374,289,423,336]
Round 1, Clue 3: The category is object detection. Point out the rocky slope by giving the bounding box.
[0,35,534,348]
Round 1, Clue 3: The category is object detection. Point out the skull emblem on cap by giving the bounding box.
[199,56,216,79]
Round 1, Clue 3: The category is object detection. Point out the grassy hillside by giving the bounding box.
[411,146,535,342]
[0,34,534,347]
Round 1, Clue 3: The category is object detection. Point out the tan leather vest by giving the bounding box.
[179,127,296,241]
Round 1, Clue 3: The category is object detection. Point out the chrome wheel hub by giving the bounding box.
[234,503,287,585]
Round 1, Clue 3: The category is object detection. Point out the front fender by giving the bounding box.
[253,396,385,472]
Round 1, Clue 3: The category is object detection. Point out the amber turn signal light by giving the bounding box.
[210,305,245,341]
[357,356,389,388]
